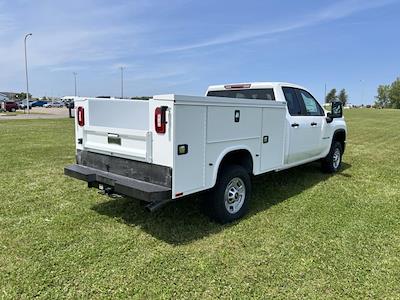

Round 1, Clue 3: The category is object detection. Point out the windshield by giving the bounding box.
[207,88,275,101]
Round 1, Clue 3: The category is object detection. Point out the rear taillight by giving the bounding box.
[77,107,85,127]
[154,106,168,134]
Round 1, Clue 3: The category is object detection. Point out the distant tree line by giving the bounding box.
[325,88,349,106]
[6,92,32,101]
[374,77,400,109]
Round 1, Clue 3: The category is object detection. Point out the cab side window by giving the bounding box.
[296,89,325,116]
[282,87,302,116]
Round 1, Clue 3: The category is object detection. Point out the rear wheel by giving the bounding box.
[321,141,343,173]
[204,165,251,224]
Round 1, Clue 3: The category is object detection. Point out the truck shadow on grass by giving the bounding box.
[92,162,351,245]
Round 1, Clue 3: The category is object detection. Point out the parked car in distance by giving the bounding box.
[18,101,33,109]
[31,100,48,107]
[44,101,64,108]
[2,101,19,112]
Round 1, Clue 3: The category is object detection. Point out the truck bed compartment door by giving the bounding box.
[173,105,206,197]
[260,107,286,171]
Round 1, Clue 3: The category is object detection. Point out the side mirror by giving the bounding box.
[326,101,343,123]
[331,101,343,118]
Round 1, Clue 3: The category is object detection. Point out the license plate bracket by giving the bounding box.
[108,133,121,145]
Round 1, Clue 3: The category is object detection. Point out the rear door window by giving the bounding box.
[282,87,302,116]
[207,89,275,101]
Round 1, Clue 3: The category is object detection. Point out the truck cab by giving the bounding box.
[206,82,346,169]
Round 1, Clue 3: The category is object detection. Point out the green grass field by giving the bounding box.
[1,109,399,299]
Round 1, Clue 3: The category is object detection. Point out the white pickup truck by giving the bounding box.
[65,82,347,223]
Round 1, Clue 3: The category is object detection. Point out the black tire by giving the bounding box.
[204,165,251,224]
[321,141,343,173]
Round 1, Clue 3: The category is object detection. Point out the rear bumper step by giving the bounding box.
[64,164,171,202]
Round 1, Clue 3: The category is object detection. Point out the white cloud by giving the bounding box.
[158,0,398,53]
[0,0,397,97]
[316,0,398,20]
[0,10,15,36]
[125,70,187,82]
[50,65,88,72]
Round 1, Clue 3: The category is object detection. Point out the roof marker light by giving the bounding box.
[224,84,251,90]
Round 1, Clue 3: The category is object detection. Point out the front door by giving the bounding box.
[295,88,326,158]
[283,87,325,164]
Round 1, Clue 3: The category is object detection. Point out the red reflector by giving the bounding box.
[77,107,85,127]
[175,192,183,197]
[224,84,251,89]
[154,106,167,134]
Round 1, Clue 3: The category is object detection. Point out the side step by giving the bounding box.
[64,164,172,202]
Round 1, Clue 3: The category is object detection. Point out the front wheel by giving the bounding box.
[321,141,343,173]
[204,165,251,224]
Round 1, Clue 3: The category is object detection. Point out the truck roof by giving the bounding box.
[207,82,308,92]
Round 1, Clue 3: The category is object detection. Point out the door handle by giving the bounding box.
[311,122,318,127]
[291,123,299,128]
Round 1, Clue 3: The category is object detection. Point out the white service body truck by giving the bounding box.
[65,82,347,223]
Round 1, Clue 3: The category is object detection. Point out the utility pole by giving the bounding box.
[324,83,327,103]
[24,33,33,114]
[120,66,124,99]
[360,79,364,104]
[73,72,78,97]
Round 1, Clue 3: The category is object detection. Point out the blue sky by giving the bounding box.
[0,0,399,104]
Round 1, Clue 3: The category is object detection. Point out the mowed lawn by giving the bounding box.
[1,109,399,299]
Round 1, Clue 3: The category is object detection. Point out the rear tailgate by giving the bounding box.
[69,96,176,201]
[77,99,152,162]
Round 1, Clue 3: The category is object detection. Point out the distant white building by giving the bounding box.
[0,93,9,102]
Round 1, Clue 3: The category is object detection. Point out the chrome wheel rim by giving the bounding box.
[224,177,246,214]
[333,148,341,169]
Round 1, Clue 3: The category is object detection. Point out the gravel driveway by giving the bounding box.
[0,107,73,120]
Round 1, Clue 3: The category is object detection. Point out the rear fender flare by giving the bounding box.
[211,145,255,188]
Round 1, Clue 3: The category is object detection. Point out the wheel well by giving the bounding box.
[218,150,253,176]
[333,130,346,153]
